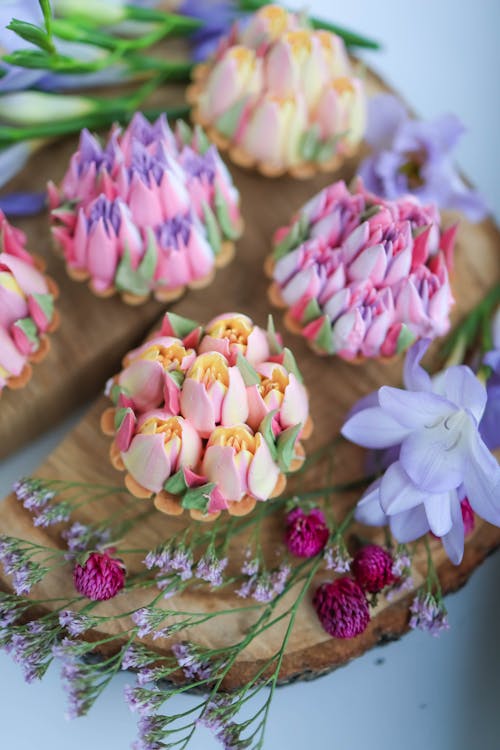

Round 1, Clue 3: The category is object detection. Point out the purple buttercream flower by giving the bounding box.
[359,94,487,222]
[179,0,242,62]
[88,195,122,235]
[157,214,192,250]
[342,339,500,565]
[480,308,500,451]
[0,192,46,216]
[180,146,217,183]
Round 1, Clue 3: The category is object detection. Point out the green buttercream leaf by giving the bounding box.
[315,132,344,163]
[181,482,216,512]
[315,317,334,354]
[302,298,322,325]
[236,353,260,386]
[110,383,124,405]
[114,406,132,431]
[166,312,199,338]
[167,369,185,387]
[31,292,54,323]
[272,213,309,260]
[277,423,302,473]
[215,98,247,139]
[214,183,240,241]
[115,232,157,297]
[194,124,211,154]
[299,125,321,162]
[282,347,304,383]
[164,469,188,495]
[202,200,222,255]
[176,119,193,146]
[396,324,416,354]
[267,314,283,355]
[14,317,38,345]
[138,228,158,280]
[258,409,279,462]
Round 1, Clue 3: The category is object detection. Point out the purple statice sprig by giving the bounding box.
[7,616,61,683]
[386,545,415,601]
[0,534,61,595]
[324,541,352,573]
[409,591,449,637]
[195,547,228,587]
[236,562,291,603]
[144,541,194,583]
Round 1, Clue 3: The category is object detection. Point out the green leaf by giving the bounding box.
[167,370,185,388]
[396,324,416,354]
[164,469,188,496]
[272,214,309,260]
[236,354,260,386]
[115,232,157,297]
[110,383,125,405]
[282,348,304,384]
[13,317,39,346]
[181,483,216,513]
[114,407,132,431]
[7,19,54,53]
[216,98,248,139]
[258,410,278,462]
[194,125,210,155]
[214,184,241,241]
[165,312,199,339]
[299,126,320,162]
[39,0,53,36]
[277,423,302,473]
[302,298,322,325]
[314,317,334,355]
[201,200,222,256]
[175,119,193,146]
[267,315,283,355]
[31,292,54,323]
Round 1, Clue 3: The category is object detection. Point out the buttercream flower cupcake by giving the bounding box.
[187,4,366,178]
[49,114,243,305]
[101,312,313,521]
[266,179,457,361]
[0,210,59,394]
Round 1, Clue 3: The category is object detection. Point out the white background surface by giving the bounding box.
[1,1,500,749]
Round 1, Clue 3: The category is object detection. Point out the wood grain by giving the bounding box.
[0,67,499,688]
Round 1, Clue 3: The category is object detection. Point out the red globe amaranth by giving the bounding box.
[73,552,125,601]
[351,544,395,593]
[285,507,329,558]
[313,577,370,638]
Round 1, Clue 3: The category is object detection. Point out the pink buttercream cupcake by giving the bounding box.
[187,4,366,178]
[266,179,457,361]
[101,311,313,521]
[49,114,243,304]
[0,210,59,394]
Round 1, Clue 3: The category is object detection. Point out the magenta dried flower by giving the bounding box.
[73,551,125,601]
[351,544,395,593]
[313,577,370,639]
[285,507,329,558]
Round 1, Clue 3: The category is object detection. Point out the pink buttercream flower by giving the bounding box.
[202,425,279,504]
[49,114,242,301]
[73,551,125,601]
[246,361,308,434]
[121,412,202,493]
[180,352,248,438]
[313,577,370,638]
[351,545,395,594]
[192,6,366,173]
[270,179,456,360]
[285,508,329,558]
[199,313,270,365]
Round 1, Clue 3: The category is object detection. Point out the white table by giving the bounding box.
[1,1,499,748]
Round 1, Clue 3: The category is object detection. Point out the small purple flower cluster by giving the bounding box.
[124,684,165,717]
[197,697,248,749]
[324,543,352,573]
[409,592,449,636]
[195,550,228,587]
[144,543,193,582]
[132,608,173,640]
[172,642,213,681]
[58,610,95,637]
[13,478,55,511]
[9,620,59,683]
[236,562,291,603]
[0,535,47,595]
[132,715,170,750]
[62,521,112,557]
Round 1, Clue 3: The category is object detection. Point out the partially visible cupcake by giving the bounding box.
[266,179,457,361]
[101,311,313,521]
[0,211,59,394]
[49,114,243,305]
[187,4,366,178]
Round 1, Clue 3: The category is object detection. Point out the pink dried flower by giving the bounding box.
[313,577,370,638]
[270,179,456,360]
[285,507,329,558]
[351,544,395,594]
[73,551,125,601]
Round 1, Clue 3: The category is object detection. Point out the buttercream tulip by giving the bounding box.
[199,313,270,365]
[155,215,215,288]
[200,46,263,121]
[121,412,202,494]
[270,180,456,359]
[246,362,309,433]
[118,336,195,413]
[240,4,295,48]
[0,272,27,328]
[266,31,328,109]
[241,94,307,169]
[202,425,279,503]
[180,352,248,437]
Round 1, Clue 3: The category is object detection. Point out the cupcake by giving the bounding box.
[101,312,313,521]
[187,4,366,178]
[266,179,457,361]
[49,114,243,305]
[0,210,59,394]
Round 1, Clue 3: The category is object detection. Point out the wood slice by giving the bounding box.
[0,67,499,688]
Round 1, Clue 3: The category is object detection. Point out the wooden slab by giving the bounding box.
[1,66,499,687]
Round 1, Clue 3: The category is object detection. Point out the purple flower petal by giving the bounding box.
[341,406,413,449]
[403,338,432,391]
[389,504,429,543]
[354,479,387,525]
[424,492,453,537]
[378,386,449,428]
[380,461,427,514]
[364,94,408,151]
[441,497,465,565]
[399,418,469,492]
[463,430,500,525]
[0,191,46,216]
[443,365,487,424]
